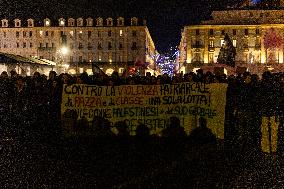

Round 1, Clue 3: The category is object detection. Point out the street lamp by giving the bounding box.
[61,46,69,55]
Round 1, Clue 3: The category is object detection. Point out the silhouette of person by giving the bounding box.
[189,117,217,145]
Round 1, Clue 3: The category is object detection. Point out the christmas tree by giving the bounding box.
[217,33,236,67]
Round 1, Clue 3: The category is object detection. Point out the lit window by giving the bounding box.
[109,59,112,63]
[221,39,225,46]
[209,40,214,47]
[120,30,123,37]
[79,31,83,34]
[233,40,237,47]
[60,20,65,26]
[45,20,50,26]
[40,31,43,36]
[70,31,74,36]
[119,68,125,74]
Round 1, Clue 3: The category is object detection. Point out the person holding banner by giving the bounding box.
[236,73,260,154]
[259,72,283,155]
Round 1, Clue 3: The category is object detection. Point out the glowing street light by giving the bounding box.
[61,46,69,55]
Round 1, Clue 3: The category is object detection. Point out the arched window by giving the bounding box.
[117,17,124,26]
[58,18,65,26]
[106,18,113,26]
[1,19,8,27]
[14,19,21,27]
[27,19,34,27]
[131,17,138,26]
[68,18,75,26]
[77,18,84,26]
[96,17,103,26]
[86,17,93,26]
[44,18,51,27]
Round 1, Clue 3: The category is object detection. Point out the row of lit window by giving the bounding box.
[68,42,138,50]
[194,39,261,48]
[1,17,140,28]
[195,28,260,36]
[12,30,138,38]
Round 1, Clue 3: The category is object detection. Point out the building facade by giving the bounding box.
[0,17,156,75]
[179,8,284,75]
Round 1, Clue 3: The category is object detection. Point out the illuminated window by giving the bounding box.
[45,20,50,26]
[221,39,225,46]
[39,31,43,36]
[209,40,214,47]
[233,40,237,47]
[70,31,74,36]
[109,53,112,63]
[98,54,102,61]
[59,18,65,26]
[119,30,123,37]
[119,68,125,74]
[79,31,83,39]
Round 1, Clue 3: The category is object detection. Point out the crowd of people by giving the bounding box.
[0,68,283,154]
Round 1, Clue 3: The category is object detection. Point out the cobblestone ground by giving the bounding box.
[1,123,284,188]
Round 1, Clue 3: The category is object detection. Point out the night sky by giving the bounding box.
[0,0,245,52]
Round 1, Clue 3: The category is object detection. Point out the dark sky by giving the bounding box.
[0,0,241,52]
